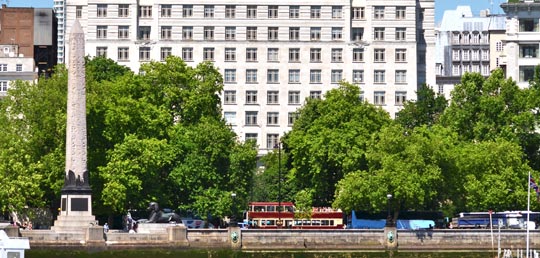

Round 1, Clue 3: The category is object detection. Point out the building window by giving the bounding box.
[310,91,322,99]
[96,47,107,57]
[247,5,257,18]
[519,19,538,32]
[161,5,171,17]
[352,70,364,83]
[289,27,300,41]
[246,90,258,104]
[438,85,444,95]
[225,48,236,61]
[482,50,489,60]
[452,65,460,76]
[118,4,129,17]
[97,26,107,39]
[118,47,129,61]
[520,44,538,58]
[204,5,214,18]
[139,6,152,18]
[267,69,279,83]
[268,48,279,62]
[289,48,300,62]
[289,69,300,83]
[225,27,236,40]
[182,26,193,40]
[247,27,257,40]
[310,70,321,83]
[224,112,236,126]
[452,33,461,44]
[0,81,7,91]
[352,7,364,19]
[246,69,258,83]
[374,70,385,83]
[161,47,171,61]
[288,91,300,104]
[395,70,407,83]
[97,4,107,17]
[118,26,129,39]
[310,27,321,41]
[482,65,490,76]
[268,27,279,41]
[331,70,343,83]
[353,48,364,62]
[245,111,258,126]
[267,134,279,149]
[374,28,385,40]
[246,48,258,62]
[519,66,535,82]
[395,91,407,105]
[138,26,150,40]
[310,6,321,19]
[289,6,299,18]
[330,48,342,62]
[332,27,343,40]
[224,69,236,83]
[182,47,193,61]
[226,5,236,18]
[496,41,503,52]
[161,26,172,40]
[472,50,480,60]
[396,49,406,62]
[76,6,83,18]
[396,28,406,41]
[310,48,321,63]
[374,6,384,19]
[396,6,406,19]
[267,91,279,104]
[332,6,342,19]
[245,133,258,143]
[267,112,279,125]
[288,112,298,125]
[15,64,22,72]
[139,47,150,61]
[374,91,385,105]
[351,28,364,41]
[204,26,215,40]
[203,48,215,61]
[374,49,385,62]
[268,6,278,18]
[183,5,193,17]
[224,90,236,104]
[462,50,470,61]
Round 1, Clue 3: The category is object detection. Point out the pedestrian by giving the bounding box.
[103,222,109,233]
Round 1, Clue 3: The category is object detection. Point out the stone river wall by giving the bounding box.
[2,225,539,251]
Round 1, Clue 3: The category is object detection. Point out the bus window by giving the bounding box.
[285,206,294,212]
[254,206,265,212]
[267,206,275,212]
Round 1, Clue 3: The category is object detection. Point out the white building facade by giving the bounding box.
[64,0,435,154]
[435,6,506,98]
[501,0,540,88]
[54,0,66,64]
[0,45,38,98]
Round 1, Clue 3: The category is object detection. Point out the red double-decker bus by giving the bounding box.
[244,202,344,229]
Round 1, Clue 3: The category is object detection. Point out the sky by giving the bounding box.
[3,0,507,23]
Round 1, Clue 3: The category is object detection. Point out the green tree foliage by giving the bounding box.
[294,189,313,224]
[284,82,392,206]
[0,56,257,224]
[395,84,447,130]
[333,124,459,216]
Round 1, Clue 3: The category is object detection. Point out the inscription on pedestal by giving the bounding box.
[71,198,88,211]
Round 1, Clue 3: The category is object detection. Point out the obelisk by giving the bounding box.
[52,20,96,232]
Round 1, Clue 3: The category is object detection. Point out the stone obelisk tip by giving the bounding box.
[71,19,83,34]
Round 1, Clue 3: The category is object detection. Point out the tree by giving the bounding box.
[333,124,459,218]
[284,82,392,206]
[395,84,447,131]
[294,189,313,228]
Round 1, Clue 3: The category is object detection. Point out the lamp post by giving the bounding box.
[274,142,283,228]
[386,194,393,227]
[230,193,237,227]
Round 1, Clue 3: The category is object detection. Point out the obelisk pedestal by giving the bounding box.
[52,20,97,233]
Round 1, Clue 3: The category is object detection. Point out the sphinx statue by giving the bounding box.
[146,202,182,223]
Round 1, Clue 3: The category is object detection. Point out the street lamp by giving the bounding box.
[230,193,237,227]
[386,194,393,227]
[274,142,283,228]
